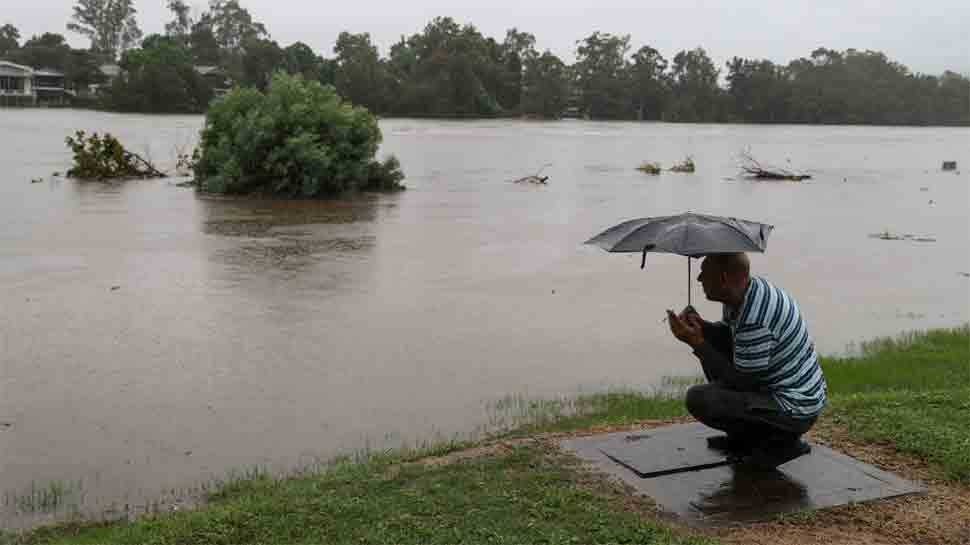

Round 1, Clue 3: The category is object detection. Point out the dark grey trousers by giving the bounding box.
[686,323,816,441]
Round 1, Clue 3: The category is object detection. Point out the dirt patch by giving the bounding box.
[413,417,970,545]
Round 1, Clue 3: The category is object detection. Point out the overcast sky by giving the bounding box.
[6,1,969,75]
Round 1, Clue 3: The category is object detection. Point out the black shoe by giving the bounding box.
[706,434,754,455]
[743,439,811,470]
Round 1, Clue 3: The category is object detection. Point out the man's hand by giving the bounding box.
[667,308,705,348]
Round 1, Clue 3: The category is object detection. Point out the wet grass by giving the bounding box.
[821,324,969,394]
[828,388,970,482]
[10,325,968,544]
[18,446,716,545]
[4,481,78,515]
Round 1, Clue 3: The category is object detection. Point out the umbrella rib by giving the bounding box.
[718,219,770,251]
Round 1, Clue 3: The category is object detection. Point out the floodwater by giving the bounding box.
[0,109,967,529]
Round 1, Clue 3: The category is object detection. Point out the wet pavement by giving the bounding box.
[561,423,923,526]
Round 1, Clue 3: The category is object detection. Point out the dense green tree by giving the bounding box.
[935,71,970,126]
[238,36,283,90]
[630,46,669,120]
[496,28,537,111]
[0,23,20,57]
[574,32,632,119]
[12,33,71,69]
[668,47,721,122]
[398,17,501,116]
[333,31,387,112]
[726,57,790,122]
[193,72,404,196]
[202,0,267,53]
[521,51,569,118]
[282,41,321,80]
[106,34,211,113]
[188,20,221,65]
[67,0,142,61]
[17,11,967,125]
[65,48,105,89]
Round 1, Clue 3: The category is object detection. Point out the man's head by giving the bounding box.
[697,253,750,305]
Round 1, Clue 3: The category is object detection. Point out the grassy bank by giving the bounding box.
[11,325,969,544]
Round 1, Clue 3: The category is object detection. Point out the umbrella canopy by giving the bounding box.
[585,212,773,258]
[585,212,774,305]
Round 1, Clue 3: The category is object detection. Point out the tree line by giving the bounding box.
[1,0,967,125]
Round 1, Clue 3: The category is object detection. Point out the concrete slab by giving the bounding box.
[561,425,923,527]
[597,423,731,477]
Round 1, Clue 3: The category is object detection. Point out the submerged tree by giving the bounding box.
[193,72,404,197]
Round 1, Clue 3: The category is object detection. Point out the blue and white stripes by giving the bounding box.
[726,276,827,418]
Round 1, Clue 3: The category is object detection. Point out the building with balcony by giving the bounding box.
[0,60,34,106]
[0,61,72,106]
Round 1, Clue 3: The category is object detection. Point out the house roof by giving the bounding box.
[33,68,65,77]
[99,64,121,77]
[0,60,34,76]
[194,65,224,76]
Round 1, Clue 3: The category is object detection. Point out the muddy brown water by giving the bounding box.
[0,110,967,529]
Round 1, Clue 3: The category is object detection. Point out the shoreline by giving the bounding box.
[7,325,968,544]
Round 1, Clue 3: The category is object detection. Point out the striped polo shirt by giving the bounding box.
[722,276,827,418]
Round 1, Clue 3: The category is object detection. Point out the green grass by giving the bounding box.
[819,324,970,483]
[20,446,715,545]
[11,325,968,544]
[828,388,970,482]
[820,324,969,394]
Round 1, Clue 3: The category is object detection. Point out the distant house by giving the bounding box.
[0,60,34,106]
[33,68,71,105]
[0,61,72,106]
[194,65,232,96]
[88,63,121,95]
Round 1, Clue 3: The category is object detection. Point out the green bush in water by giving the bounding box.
[193,72,404,196]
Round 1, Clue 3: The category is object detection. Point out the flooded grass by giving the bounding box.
[9,325,969,543]
[4,481,79,516]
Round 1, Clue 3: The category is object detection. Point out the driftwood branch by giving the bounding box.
[738,149,810,181]
[126,150,166,178]
[511,163,552,184]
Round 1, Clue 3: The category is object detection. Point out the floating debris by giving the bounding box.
[65,131,165,180]
[511,163,552,184]
[958,272,970,278]
[669,156,695,173]
[636,162,662,175]
[739,149,811,181]
[942,161,957,171]
[869,230,937,242]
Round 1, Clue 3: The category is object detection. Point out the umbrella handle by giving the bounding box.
[640,244,654,270]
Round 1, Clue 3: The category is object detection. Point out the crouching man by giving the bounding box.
[666,253,827,468]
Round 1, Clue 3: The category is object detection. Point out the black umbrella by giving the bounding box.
[585,212,774,305]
